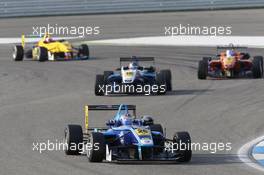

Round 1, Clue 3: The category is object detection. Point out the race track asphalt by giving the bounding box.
[0,9,264,175]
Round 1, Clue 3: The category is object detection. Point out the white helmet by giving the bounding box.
[226,50,235,57]
[128,62,138,69]
[120,113,133,125]
[44,37,53,43]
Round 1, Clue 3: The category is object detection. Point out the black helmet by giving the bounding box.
[142,115,154,125]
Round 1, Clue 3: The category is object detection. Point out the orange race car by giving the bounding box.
[198,45,263,79]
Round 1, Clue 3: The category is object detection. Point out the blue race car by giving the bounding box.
[94,57,172,96]
[64,104,192,163]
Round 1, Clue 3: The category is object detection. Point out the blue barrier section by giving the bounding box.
[252,140,264,166]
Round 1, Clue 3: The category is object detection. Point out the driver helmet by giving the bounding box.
[141,115,154,125]
[120,113,133,126]
[226,50,235,58]
[128,61,138,70]
[44,35,53,43]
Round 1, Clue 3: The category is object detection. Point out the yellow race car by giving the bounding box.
[12,34,89,62]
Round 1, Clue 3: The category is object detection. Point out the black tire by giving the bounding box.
[79,44,89,57]
[160,69,172,91]
[103,71,114,83]
[254,56,263,77]
[13,45,24,61]
[156,72,167,95]
[87,132,106,162]
[202,57,211,62]
[260,56,264,76]
[37,47,48,62]
[173,131,192,162]
[198,60,208,79]
[252,56,263,78]
[150,124,164,152]
[148,66,155,73]
[241,53,250,60]
[149,124,163,134]
[142,116,154,126]
[95,74,105,96]
[64,125,83,155]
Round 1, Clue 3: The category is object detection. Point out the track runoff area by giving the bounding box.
[2,31,264,172]
[1,9,264,175]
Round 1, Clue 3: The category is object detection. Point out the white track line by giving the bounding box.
[252,141,264,166]
[256,142,264,147]
[0,36,80,44]
[252,154,264,160]
[2,35,264,48]
[82,35,264,48]
[238,135,264,172]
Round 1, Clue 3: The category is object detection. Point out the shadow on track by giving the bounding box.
[165,89,213,96]
[95,154,243,165]
[106,89,213,97]
[189,154,243,165]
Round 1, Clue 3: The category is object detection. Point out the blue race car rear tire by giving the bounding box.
[173,131,192,162]
[156,72,167,95]
[87,132,106,162]
[64,125,83,155]
[149,124,163,134]
[150,124,164,153]
[160,69,172,91]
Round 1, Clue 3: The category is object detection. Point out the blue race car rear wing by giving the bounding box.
[84,104,136,131]
[119,57,155,68]
[86,105,136,110]
[120,57,155,62]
